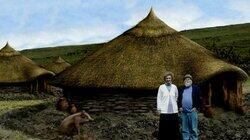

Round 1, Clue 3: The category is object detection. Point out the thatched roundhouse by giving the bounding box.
[53,9,248,116]
[44,56,71,94]
[45,56,71,75]
[0,43,54,94]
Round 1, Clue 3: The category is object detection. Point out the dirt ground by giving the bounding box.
[0,96,249,140]
[0,80,249,140]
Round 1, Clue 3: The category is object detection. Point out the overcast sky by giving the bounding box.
[0,0,250,50]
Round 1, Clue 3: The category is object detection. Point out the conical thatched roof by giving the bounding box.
[45,56,71,74]
[0,43,54,84]
[53,9,248,89]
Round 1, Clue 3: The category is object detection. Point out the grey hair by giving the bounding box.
[163,71,174,81]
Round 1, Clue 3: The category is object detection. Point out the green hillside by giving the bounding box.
[20,23,250,73]
[181,23,250,59]
[181,23,250,73]
[21,43,104,66]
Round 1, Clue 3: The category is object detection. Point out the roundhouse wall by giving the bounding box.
[63,88,158,114]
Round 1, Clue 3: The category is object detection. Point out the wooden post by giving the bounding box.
[30,83,33,94]
[36,79,39,94]
[48,84,51,93]
[208,83,212,106]
[43,80,46,93]
[236,80,242,105]
[236,80,240,107]
[226,80,235,110]
[236,80,245,114]
[222,80,228,107]
[46,82,49,93]
[204,82,213,118]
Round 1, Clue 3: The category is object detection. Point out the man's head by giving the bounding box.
[56,97,69,111]
[164,71,174,85]
[183,74,193,87]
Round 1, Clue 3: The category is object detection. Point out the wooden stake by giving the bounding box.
[204,82,213,118]
[43,80,46,92]
[236,80,245,114]
[222,80,228,106]
[208,83,212,106]
[236,80,242,106]
[30,83,33,94]
[36,79,39,94]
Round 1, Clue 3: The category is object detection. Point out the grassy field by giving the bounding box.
[19,23,250,74]
[0,100,44,115]
[0,126,39,140]
[181,23,250,58]
[0,99,46,140]
[181,23,250,73]
[21,43,104,66]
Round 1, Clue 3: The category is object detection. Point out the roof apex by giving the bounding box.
[0,42,20,56]
[125,8,177,37]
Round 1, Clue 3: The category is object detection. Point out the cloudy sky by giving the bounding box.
[0,0,250,50]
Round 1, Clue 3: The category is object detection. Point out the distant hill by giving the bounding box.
[21,23,250,73]
[21,43,104,66]
[181,23,250,73]
[181,23,250,60]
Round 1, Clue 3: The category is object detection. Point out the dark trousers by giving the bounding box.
[158,113,181,140]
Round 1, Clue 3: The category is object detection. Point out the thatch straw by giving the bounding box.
[45,56,71,74]
[125,8,176,37]
[0,43,55,84]
[52,9,248,89]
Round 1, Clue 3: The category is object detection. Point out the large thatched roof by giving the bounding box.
[45,56,71,74]
[53,9,248,89]
[0,43,54,84]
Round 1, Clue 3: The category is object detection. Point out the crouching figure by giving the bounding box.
[59,110,94,135]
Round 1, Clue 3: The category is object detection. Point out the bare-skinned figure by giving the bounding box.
[69,103,78,114]
[59,110,94,136]
[56,97,69,111]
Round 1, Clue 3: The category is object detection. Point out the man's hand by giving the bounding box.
[89,117,94,121]
[157,110,161,114]
[191,108,197,112]
[179,108,183,112]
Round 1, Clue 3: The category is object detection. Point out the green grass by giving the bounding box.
[0,126,39,140]
[0,100,45,115]
[0,99,48,140]
[0,91,57,140]
[181,23,250,62]
[21,43,104,66]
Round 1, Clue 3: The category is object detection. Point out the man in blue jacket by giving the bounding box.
[178,74,202,140]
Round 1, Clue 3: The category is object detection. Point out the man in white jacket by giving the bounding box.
[157,71,180,140]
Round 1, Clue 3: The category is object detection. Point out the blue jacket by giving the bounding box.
[177,85,202,110]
